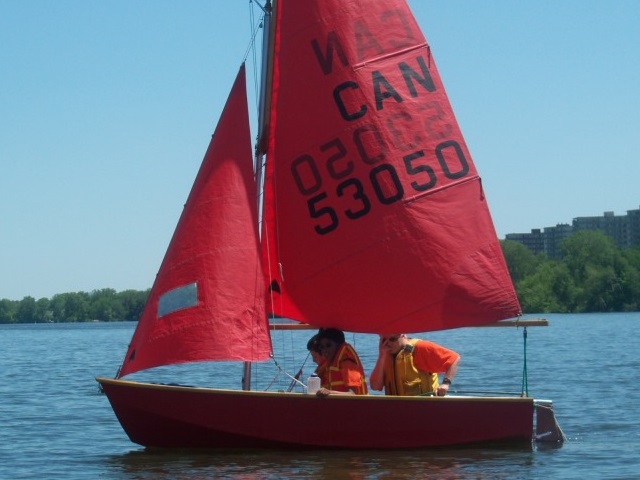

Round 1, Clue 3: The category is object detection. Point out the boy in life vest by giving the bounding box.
[314,328,368,397]
[369,334,460,397]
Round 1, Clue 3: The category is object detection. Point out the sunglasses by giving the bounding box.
[382,335,401,344]
[319,340,335,350]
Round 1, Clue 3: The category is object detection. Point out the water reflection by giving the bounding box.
[105,446,537,479]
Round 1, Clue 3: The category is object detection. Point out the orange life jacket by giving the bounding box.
[382,339,439,396]
[321,343,368,395]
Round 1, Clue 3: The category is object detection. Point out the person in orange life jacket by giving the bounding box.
[369,334,460,397]
[314,328,368,397]
[306,334,327,379]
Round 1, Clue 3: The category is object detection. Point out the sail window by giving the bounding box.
[158,283,198,317]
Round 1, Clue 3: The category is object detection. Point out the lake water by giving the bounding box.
[1,313,639,479]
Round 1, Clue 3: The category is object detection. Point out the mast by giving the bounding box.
[244,0,276,391]
[255,0,275,163]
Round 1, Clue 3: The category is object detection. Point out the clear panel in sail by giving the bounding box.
[157,283,198,317]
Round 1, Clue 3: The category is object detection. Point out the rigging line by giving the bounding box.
[521,326,529,396]
[247,1,262,117]
[287,350,312,392]
[242,3,263,65]
[287,368,303,392]
[267,354,307,391]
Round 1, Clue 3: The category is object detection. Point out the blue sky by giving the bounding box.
[2,1,639,301]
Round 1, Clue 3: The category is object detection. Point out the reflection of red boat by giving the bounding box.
[98,0,563,449]
[98,377,550,449]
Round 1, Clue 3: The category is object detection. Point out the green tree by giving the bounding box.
[621,247,640,310]
[505,230,640,313]
[561,232,629,312]
[548,262,579,311]
[501,240,543,283]
[64,292,90,322]
[561,231,620,282]
[46,292,91,322]
[0,288,152,323]
[117,289,148,321]
[0,299,17,323]
[49,294,66,321]
[89,289,126,321]
[35,297,53,323]
[16,296,37,323]
[517,262,573,313]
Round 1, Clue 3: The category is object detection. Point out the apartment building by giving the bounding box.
[505,206,640,259]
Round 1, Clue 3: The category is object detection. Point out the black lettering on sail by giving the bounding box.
[353,19,384,62]
[372,71,403,110]
[334,81,366,121]
[310,31,349,75]
[400,56,436,97]
[381,8,416,49]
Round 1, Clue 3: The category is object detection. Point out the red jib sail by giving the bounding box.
[262,0,520,334]
[119,65,271,377]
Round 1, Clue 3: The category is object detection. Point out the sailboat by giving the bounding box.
[97,0,564,449]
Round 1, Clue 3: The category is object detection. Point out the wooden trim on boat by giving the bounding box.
[480,319,548,327]
[269,323,316,330]
[269,318,549,330]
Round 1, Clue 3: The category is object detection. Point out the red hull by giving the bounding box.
[97,377,537,449]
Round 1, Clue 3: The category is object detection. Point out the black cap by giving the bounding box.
[317,328,345,345]
[307,334,320,353]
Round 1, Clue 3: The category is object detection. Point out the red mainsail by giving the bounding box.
[262,0,520,334]
[119,66,271,377]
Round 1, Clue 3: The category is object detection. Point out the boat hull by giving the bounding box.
[97,377,539,449]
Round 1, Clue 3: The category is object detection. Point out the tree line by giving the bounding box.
[2,230,639,323]
[502,230,640,313]
[0,288,149,324]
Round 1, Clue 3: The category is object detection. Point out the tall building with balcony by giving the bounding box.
[505,229,545,255]
[544,224,573,259]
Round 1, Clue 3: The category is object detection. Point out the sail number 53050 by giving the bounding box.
[291,137,469,235]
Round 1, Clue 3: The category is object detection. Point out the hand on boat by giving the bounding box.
[316,387,356,397]
[316,387,331,397]
[436,384,450,397]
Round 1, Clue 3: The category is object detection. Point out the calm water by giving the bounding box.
[1,313,639,479]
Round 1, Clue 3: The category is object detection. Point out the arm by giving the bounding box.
[413,340,460,397]
[369,337,387,391]
[316,387,355,397]
[436,355,460,397]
